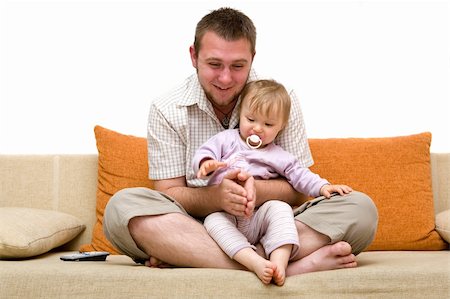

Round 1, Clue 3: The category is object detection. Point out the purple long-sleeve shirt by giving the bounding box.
[192,129,328,197]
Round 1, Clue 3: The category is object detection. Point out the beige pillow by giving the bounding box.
[0,207,85,259]
[436,210,450,243]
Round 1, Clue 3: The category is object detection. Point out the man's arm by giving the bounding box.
[254,178,309,207]
[154,169,254,218]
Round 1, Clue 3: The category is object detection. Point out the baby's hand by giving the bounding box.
[197,159,227,179]
[320,184,353,198]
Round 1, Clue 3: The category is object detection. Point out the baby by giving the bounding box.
[193,79,352,285]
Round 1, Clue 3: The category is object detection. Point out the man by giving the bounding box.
[103,7,378,276]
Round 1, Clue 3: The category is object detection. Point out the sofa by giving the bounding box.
[1,127,449,298]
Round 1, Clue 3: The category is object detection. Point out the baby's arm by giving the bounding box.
[197,159,227,179]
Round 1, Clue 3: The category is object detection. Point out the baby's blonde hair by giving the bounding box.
[240,79,291,127]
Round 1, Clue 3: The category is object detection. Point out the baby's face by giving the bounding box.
[239,101,284,147]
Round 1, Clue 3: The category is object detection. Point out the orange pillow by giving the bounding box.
[79,126,153,254]
[309,132,447,251]
[81,127,447,253]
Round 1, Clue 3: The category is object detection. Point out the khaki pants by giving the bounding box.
[103,188,378,260]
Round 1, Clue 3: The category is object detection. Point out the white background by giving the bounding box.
[1,0,449,154]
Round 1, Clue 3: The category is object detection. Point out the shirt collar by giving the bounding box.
[176,74,207,108]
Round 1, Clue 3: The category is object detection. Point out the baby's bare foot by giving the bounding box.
[234,248,276,284]
[252,258,276,284]
[272,265,286,286]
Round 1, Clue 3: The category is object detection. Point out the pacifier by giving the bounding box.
[246,134,262,149]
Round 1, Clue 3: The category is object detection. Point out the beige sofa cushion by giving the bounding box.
[436,210,450,243]
[0,207,85,259]
[1,251,449,298]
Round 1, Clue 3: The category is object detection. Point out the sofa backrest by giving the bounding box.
[431,153,450,214]
[0,155,98,250]
[0,153,449,251]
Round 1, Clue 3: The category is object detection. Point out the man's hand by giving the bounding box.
[320,184,353,198]
[217,169,256,217]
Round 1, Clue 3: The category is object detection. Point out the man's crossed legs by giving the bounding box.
[103,188,378,276]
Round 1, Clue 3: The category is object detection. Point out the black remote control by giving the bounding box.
[60,251,110,261]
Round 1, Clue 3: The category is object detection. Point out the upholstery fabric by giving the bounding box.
[309,132,447,250]
[80,126,153,254]
[0,207,85,258]
[81,127,446,252]
[0,251,449,298]
[436,210,450,243]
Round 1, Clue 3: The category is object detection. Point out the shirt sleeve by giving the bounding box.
[275,88,314,168]
[147,102,187,180]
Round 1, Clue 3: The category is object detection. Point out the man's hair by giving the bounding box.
[240,80,291,127]
[194,7,256,56]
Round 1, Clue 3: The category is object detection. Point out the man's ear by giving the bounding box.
[189,45,198,68]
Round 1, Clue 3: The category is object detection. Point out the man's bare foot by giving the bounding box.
[286,241,356,276]
[144,256,172,268]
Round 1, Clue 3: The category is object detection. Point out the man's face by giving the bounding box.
[190,31,254,107]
